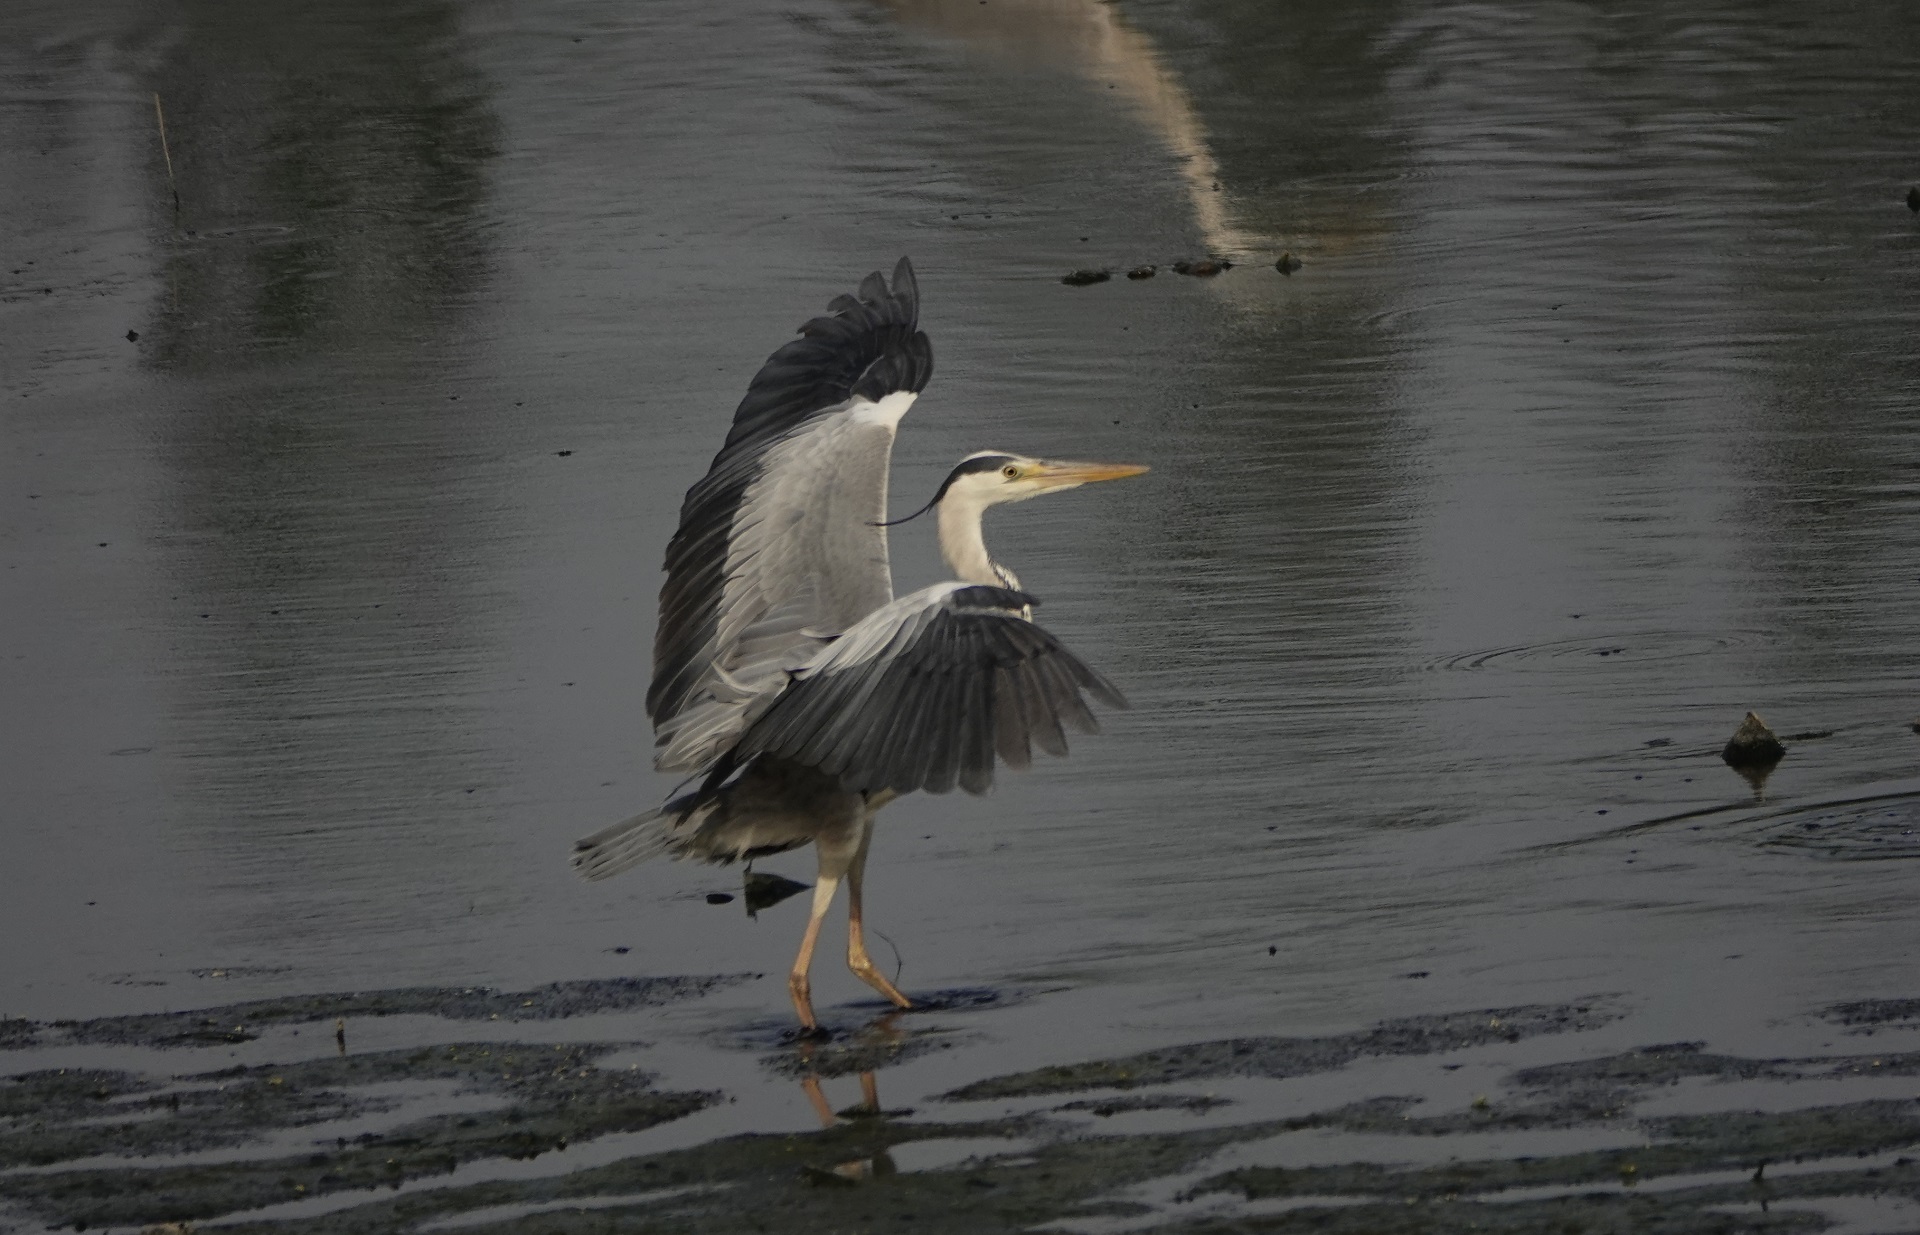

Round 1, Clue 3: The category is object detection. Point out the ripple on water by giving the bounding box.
[1759,796,1920,862]
[1421,630,1772,673]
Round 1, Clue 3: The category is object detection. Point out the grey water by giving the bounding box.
[5,0,1920,1223]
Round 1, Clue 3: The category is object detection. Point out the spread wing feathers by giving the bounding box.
[648,258,934,773]
[731,584,1128,797]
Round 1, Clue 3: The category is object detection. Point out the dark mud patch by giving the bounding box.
[0,1042,716,1228]
[9,997,1920,1234]
[199,1107,1369,1235]
[1175,1040,1920,1232]
[940,1000,1618,1100]
[1193,1102,1920,1234]
[4,974,750,1051]
[180,1085,1920,1235]
[1058,1091,1234,1117]
[1822,996,1920,1029]
[0,1067,160,1125]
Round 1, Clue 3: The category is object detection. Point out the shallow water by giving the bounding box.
[5,0,1920,1229]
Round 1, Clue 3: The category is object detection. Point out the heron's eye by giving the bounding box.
[1001,464,1020,479]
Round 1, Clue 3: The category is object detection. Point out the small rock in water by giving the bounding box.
[1908,186,1920,212]
[1722,711,1786,768]
[705,892,736,905]
[1172,258,1230,277]
[1126,265,1156,280]
[125,329,140,342]
[1061,268,1111,286]
[1275,252,1302,275]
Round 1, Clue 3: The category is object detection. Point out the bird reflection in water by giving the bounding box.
[795,1016,910,1183]
[876,0,1258,258]
[801,1076,901,1183]
[574,260,1144,1031]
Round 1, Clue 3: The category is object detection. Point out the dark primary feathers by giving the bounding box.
[648,258,933,746]
[730,584,1127,797]
[721,259,933,456]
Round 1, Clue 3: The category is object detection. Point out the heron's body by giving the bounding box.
[574,259,1143,1030]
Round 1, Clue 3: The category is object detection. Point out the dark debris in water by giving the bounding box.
[1061,268,1110,286]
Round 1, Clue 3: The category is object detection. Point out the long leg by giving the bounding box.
[846,811,913,1009]
[790,822,860,1031]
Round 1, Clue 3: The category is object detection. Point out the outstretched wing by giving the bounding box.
[649,258,934,774]
[730,584,1128,797]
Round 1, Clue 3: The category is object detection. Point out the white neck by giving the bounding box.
[937,492,1003,587]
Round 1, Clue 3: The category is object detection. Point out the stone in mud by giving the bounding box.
[1721,711,1786,768]
[1061,268,1111,286]
[1172,258,1231,277]
[1275,252,1302,274]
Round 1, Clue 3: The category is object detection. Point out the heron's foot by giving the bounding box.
[848,958,914,1009]
[789,971,821,1032]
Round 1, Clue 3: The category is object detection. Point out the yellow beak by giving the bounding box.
[1031,460,1151,489]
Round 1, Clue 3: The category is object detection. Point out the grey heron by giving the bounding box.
[573,259,1144,1031]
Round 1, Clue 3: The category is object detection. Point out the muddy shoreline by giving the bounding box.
[6,982,1920,1233]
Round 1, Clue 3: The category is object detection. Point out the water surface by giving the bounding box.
[4,0,1920,1228]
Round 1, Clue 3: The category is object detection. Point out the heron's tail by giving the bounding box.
[571,788,714,882]
[570,757,850,881]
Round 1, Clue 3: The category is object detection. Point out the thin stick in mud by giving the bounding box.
[152,93,179,216]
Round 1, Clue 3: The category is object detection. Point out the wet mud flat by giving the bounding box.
[6,987,1920,1233]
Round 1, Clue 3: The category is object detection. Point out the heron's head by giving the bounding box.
[884,452,1148,526]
